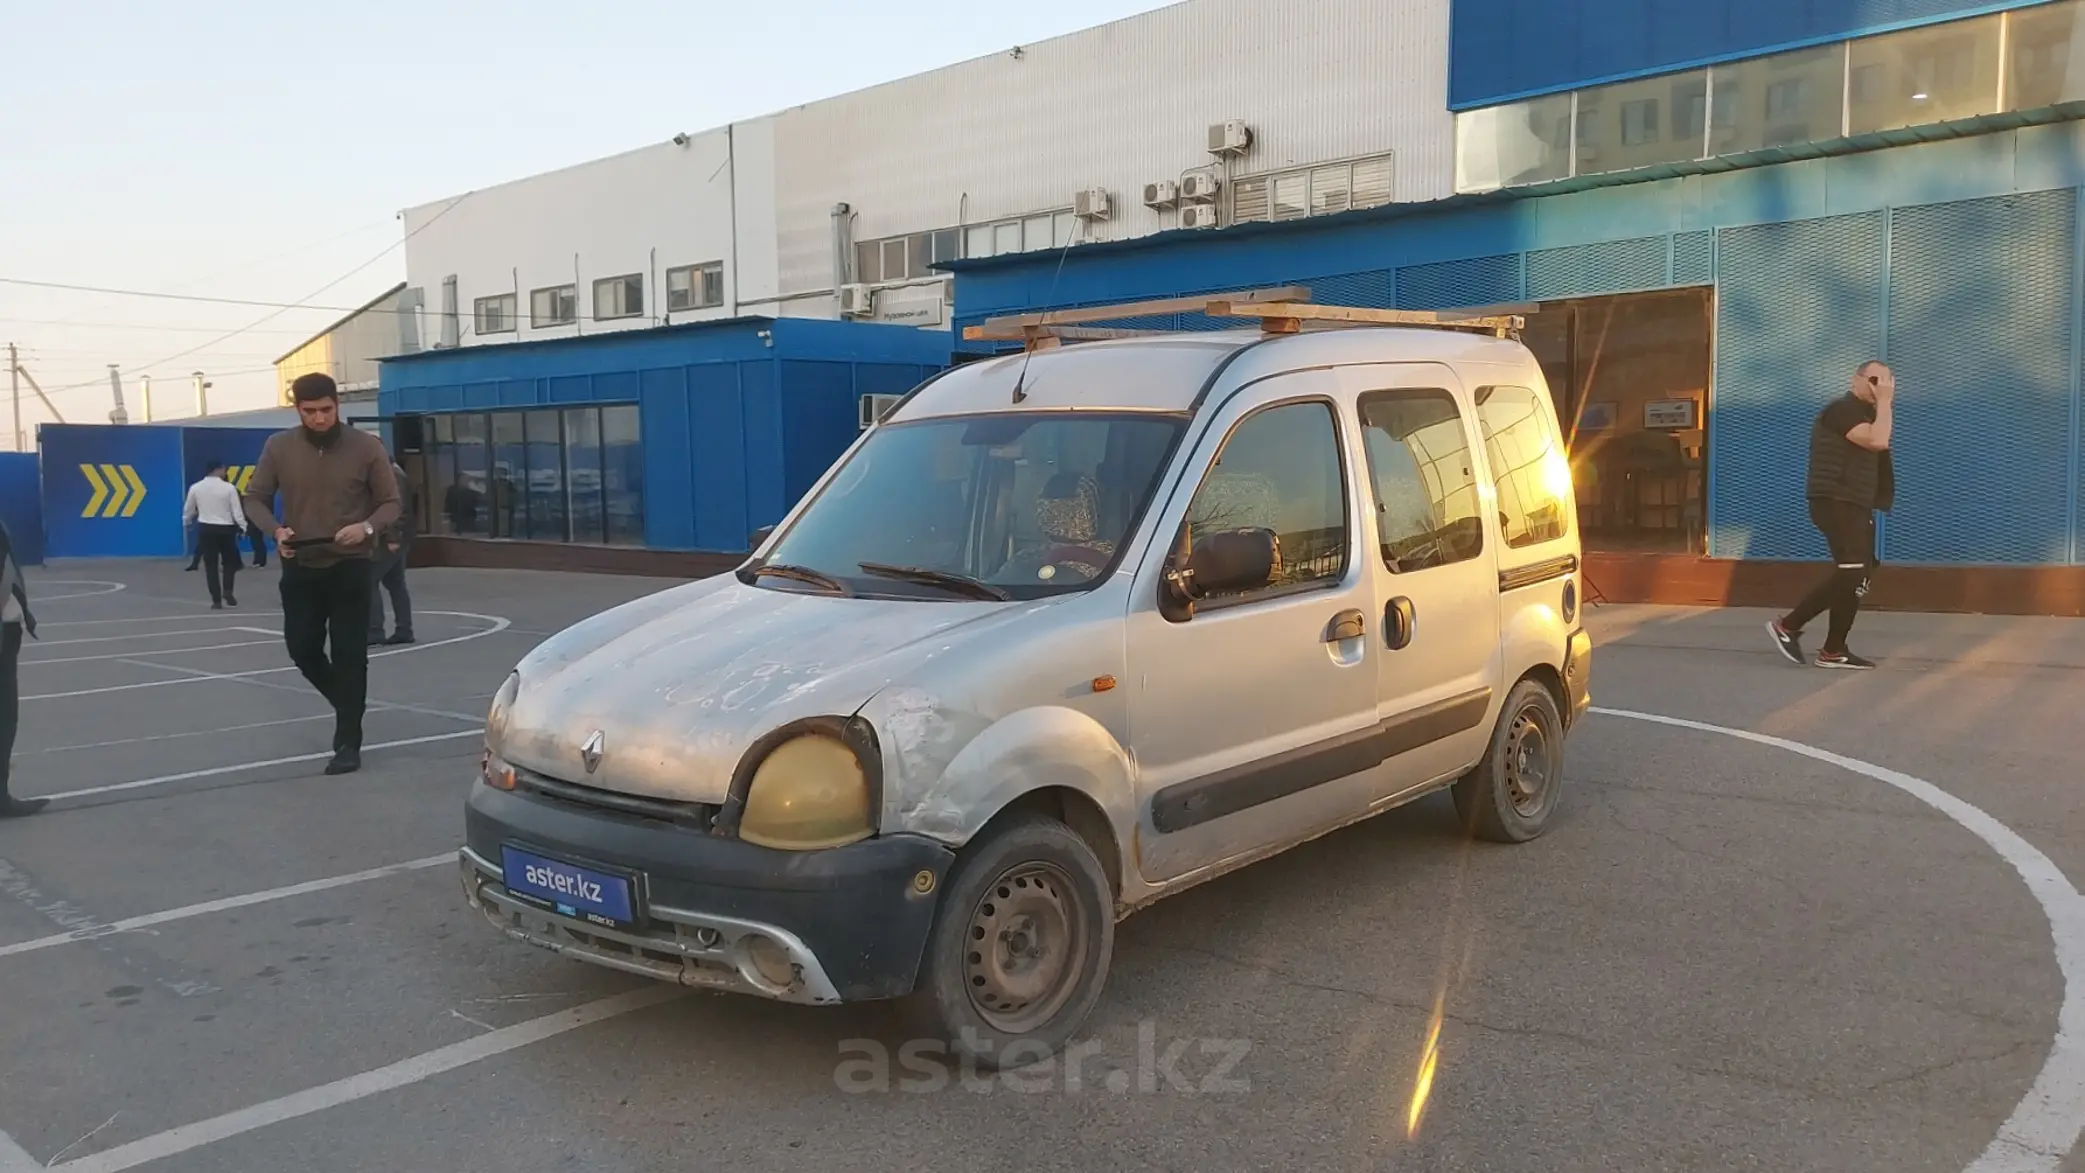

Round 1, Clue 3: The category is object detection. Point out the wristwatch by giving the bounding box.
[361,521,374,539]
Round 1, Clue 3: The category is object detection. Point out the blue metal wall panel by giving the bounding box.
[1449,0,2045,109]
[592,372,639,403]
[1525,236,1670,300]
[1304,268,1396,308]
[638,368,696,550]
[1397,253,1524,309]
[1885,190,2078,563]
[39,424,188,558]
[685,364,752,553]
[1673,230,1716,286]
[741,360,788,534]
[179,425,283,559]
[1711,212,1887,558]
[0,452,43,566]
[780,361,858,508]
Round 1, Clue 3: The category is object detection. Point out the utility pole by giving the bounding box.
[106,365,129,425]
[8,343,20,453]
[192,371,208,417]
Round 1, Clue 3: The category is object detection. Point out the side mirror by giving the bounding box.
[749,524,776,551]
[1162,528,1278,618]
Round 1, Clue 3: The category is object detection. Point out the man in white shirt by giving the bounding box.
[183,458,248,610]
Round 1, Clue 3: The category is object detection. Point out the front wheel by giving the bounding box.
[1452,678,1566,843]
[905,814,1115,1072]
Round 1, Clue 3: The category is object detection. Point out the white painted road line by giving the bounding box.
[48,986,686,1173]
[34,614,242,630]
[21,639,278,667]
[21,611,513,701]
[0,855,450,961]
[35,730,483,802]
[1595,706,2085,1173]
[0,1130,39,1172]
[27,581,126,603]
[106,657,487,725]
[30,626,272,649]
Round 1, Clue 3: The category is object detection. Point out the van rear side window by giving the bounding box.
[1357,389,1485,573]
[1475,385,1573,548]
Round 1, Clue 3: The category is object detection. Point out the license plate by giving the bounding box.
[500,845,639,929]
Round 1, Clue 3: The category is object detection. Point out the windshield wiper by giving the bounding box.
[857,562,1011,601]
[745,563,855,595]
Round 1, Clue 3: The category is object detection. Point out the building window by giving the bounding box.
[2009,0,2085,110]
[474,294,517,336]
[1232,153,1395,225]
[959,214,1074,265]
[411,404,644,545]
[531,284,577,328]
[855,227,965,283]
[1620,99,1660,146]
[666,262,724,312]
[593,273,644,320]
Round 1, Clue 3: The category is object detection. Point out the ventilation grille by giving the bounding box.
[1525,236,1668,300]
[1710,212,1886,559]
[1672,230,1714,287]
[1396,254,1523,310]
[1885,190,2077,565]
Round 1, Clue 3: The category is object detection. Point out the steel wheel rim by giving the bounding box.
[1504,702,1557,817]
[963,861,1089,1034]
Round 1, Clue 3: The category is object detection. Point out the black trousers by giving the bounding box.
[0,621,18,800]
[280,559,375,751]
[1784,497,1878,654]
[197,523,242,605]
[367,543,413,640]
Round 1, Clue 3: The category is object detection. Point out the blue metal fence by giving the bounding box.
[0,452,43,566]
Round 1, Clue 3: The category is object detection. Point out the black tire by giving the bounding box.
[904,814,1114,1072]
[1451,677,1566,844]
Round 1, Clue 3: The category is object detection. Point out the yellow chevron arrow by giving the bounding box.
[119,465,147,517]
[79,464,109,518]
[100,464,129,518]
[234,465,254,492]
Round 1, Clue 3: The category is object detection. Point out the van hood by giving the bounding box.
[495,576,1047,804]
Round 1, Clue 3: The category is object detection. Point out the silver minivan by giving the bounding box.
[460,294,1593,1069]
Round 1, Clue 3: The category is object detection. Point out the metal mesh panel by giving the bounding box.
[1306,268,1395,309]
[1885,190,2077,565]
[1396,254,1523,310]
[1672,231,1714,287]
[1711,212,1886,559]
[1524,237,1668,300]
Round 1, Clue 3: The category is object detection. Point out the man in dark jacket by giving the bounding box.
[368,460,415,646]
[242,374,401,774]
[1766,360,1896,670]
[0,519,45,817]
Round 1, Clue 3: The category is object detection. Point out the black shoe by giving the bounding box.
[210,601,223,610]
[0,797,50,818]
[1815,649,1876,670]
[384,634,415,645]
[324,748,362,775]
[1766,619,1804,665]
[225,595,238,607]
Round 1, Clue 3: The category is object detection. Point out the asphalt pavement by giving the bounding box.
[0,558,2078,1172]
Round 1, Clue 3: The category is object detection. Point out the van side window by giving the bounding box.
[1475,385,1571,548]
[1357,389,1485,572]
[1180,400,1349,601]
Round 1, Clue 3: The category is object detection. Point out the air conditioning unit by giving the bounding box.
[859,393,903,429]
[1208,120,1253,156]
[1142,179,1180,208]
[837,283,874,317]
[1180,172,1222,202]
[1180,205,1221,229]
[1073,187,1113,220]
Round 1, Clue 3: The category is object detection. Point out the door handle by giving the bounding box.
[1323,608,1366,643]
[1385,597,1416,650]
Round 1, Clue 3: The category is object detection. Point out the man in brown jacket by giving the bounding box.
[242,373,401,774]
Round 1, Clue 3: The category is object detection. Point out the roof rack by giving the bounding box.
[962,285,1528,350]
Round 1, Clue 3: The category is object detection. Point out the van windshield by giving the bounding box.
[750,411,1185,600]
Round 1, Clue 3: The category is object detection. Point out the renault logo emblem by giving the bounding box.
[580,730,605,774]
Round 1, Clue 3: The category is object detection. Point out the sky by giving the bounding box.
[0,0,1179,449]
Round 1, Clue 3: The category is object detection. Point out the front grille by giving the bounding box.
[516,767,718,831]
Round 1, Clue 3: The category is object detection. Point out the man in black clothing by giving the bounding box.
[1767,360,1897,670]
[0,518,45,817]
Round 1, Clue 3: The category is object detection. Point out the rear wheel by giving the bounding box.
[906,814,1114,1071]
[1452,678,1565,843]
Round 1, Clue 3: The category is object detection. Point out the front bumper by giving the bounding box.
[1563,627,1593,731]
[461,782,955,1004]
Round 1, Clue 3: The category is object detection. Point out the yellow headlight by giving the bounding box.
[737,734,874,850]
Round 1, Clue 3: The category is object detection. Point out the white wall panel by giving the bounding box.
[770,0,1452,296]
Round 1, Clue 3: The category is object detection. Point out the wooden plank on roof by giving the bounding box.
[973,286,1311,332]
